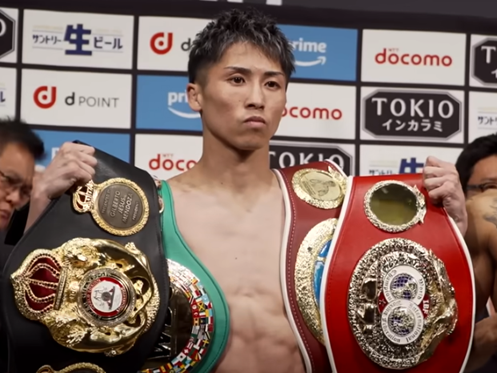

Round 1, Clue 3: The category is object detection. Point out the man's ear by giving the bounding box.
[187,83,202,112]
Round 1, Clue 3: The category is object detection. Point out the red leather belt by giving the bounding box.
[321,174,474,373]
[274,160,347,373]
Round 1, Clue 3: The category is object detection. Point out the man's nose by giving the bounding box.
[246,84,265,109]
[5,188,23,208]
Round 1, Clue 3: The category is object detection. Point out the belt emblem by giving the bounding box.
[11,237,160,357]
[73,178,150,236]
[363,180,426,233]
[295,218,337,343]
[292,167,346,209]
[348,180,457,369]
[348,238,457,369]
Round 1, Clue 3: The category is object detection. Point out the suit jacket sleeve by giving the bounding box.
[4,203,29,247]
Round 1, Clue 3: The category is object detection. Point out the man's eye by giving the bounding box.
[483,183,497,190]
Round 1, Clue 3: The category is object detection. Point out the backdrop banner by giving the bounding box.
[1,0,496,180]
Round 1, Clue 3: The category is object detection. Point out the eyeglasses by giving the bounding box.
[0,169,31,207]
[466,182,497,195]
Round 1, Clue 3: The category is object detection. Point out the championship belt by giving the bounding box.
[0,142,169,373]
[274,160,347,373]
[321,174,474,373]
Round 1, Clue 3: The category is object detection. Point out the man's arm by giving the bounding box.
[464,196,497,372]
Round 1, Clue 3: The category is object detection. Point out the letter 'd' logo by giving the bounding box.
[150,32,173,55]
[33,86,57,109]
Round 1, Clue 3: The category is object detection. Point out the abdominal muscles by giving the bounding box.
[210,281,306,373]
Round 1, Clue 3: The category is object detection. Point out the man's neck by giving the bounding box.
[186,144,275,194]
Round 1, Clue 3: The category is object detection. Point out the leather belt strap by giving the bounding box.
[321,174,474,373]
[0,142,169,373]
[274,160,346,373]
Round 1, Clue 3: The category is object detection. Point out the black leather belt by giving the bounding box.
[0,142,169,373]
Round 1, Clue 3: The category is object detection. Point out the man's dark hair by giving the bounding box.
[188,8,295,85]
[0,117,45,161]
[455,133,497,193]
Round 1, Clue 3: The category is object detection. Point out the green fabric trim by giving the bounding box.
[159,181,230,372]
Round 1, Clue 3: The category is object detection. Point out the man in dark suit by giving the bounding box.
[0,116,43,263]
[456,133,497,372]
[0,117,44,236]
[0,117,44,372]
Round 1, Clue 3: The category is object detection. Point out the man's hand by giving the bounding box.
[35,142,97,200]
[26,142,97,231]
[465,313,497,372]
[422,156,467,235]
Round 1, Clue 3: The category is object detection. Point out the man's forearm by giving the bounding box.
[465,316,497,372]
[24,190,50,233]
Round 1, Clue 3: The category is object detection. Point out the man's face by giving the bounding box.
[187,42,287,151]
[0,143,35,230]
[466,154,497,199]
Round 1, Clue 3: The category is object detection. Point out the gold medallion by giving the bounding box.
[295,218,337,344]
[364,180,426,233]
[72,178,149,237]
[347,238,457,369]
[37,363,106,373]
[78,268,136,328]
[292,167,346,209]
[11,237,160,357]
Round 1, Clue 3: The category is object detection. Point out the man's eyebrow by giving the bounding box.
[1,169,21,183]
[1,168,32,189]
[469,178,497,185]
[224,66,285,77]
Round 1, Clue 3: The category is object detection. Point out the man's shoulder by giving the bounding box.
[163,175,186,194]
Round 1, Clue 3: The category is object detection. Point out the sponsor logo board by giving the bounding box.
[22,9,133,69]
[468,91,497,142]
[361,30,466,85]
[137,17,211,71]
[136,75,201,131]
[0,7,18,63]
[135,134,202,179]
[21,69,132,128]
[360,144,462,176]
[34,129,130,169]
[360,86,464,144]
[270,140,354,175]
[0,67,16,118]
[278,24,357,81]
[470,34,497,88]
[276,82,356,140]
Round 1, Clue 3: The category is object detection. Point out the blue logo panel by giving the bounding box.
[399,157,424,174]
[34,130,130,168]
[279,25,358,81]
[136,75,202,131]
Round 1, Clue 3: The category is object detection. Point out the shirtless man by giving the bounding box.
[455,133,497,372]
[24,8,470,373]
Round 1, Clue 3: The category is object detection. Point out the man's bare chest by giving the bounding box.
[175,207,283,290]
